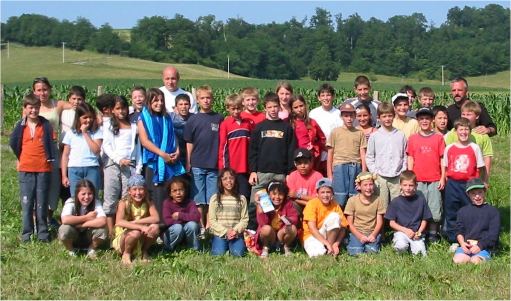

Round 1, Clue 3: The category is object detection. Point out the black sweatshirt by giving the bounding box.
[249,119,296,174]
[456,203,501,250]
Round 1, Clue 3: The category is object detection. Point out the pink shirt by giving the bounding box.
[407,132,445,182]
[286,170,323,199]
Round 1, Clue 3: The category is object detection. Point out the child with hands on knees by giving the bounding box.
[255,181,299,258]
[58,180,108,258]
[112,175,160,265]
[301,178,349,257]
[208,168,249,257]
[344,172,386,256]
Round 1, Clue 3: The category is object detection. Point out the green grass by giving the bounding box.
[1,136,509,299]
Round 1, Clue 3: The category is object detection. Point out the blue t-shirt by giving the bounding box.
[183,111,223,169]
[384,194,432,232]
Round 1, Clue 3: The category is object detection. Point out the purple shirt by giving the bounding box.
[162,198,201,226]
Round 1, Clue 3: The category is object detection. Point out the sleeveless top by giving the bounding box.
[112,199,150,255]
[38,100,60,140]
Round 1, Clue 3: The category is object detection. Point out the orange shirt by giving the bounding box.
[18,124,52,172]
[301,197,348,241]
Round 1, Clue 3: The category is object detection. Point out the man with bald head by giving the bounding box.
[159,66,198,114]
[446,77,496,136]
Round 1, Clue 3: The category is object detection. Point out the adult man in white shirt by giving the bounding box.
[159,66,197,114]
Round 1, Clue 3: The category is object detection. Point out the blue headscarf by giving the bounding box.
[140,107,185,184]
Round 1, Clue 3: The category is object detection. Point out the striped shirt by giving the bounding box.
[208,194,248,237]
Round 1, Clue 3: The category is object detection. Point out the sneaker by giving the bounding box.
[86,249,97,259]
[449,243,459,253]
[198,227,207,240]
[156,237,164,245]
[260,247,269,258]
[67,250,77,257]
[283,245,292,257]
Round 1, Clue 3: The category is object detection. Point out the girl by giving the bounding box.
[355,103,377,142]
[137,88,185,218]
[255,181,299,258]
[32,77,72,229]
[61,103,102,198]
[162,177,201,252]
[102,95,142,238]
[209,168,248,256]
[58,180,107,258]
[289,95,326,171]
[129,86,146,124]
[113,175,160,265]
[275,81,293,120]
[344,172,385,256]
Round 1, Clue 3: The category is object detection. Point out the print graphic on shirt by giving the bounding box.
[453,154,469,173]
[211,123,219,131]
[419,145,432,154]
[261,130,284,139]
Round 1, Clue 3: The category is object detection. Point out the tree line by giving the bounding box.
[1,4,509,80]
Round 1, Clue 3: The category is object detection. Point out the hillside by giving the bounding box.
[0,44,246,84]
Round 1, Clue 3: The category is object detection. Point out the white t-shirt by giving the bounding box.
[62,129,103,167]
[159,86,197,114]
[61,198,106,217]
[309,106,343,140]
[61,109,76,135]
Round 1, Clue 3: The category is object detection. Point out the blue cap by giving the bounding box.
[315,178,333,191]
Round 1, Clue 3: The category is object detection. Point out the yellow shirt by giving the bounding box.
[301,198,348,241]
[392,117,419,139]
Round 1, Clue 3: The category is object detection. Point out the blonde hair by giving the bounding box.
[454,117,472,130]
[224,93,242,108]
[461,101,481,116]
[196,85,213,98]
[418,87,435,98]
[241,87,259,100]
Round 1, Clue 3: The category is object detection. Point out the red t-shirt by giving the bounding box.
[442,143,484,181]
[18,124,52,172]
[240,111,266,125]
[406,132,445,182]
[286,170,323,199]
[218,116,254,173]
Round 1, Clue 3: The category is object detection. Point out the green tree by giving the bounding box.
[309,46,339,81]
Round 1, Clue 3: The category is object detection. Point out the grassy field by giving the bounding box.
[0,134,509,299]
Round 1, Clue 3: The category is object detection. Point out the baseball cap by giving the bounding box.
[339,102,356,113]
[315,178,333,190]
[294,148,312,161]
[392,93,409,105]
[465,178,486,192]
[415,107,434,118]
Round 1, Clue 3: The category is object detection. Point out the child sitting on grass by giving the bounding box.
[344,172,386,256]
[112,175,160,265]
[255,181,299,258]
[58,180,107,259]
[384,171,432,256]
[453,178,500,264]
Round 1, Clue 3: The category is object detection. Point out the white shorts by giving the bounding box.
[303,212,341,257]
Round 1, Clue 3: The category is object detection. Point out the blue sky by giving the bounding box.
[1,1,509,29]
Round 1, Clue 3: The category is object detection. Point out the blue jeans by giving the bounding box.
[211,235,246,257]
[347,233,381,256]
[333,163,361,207]
[191,167,218,205]
[19,172,50,241]
[163,222,200,252]
[68,166,101,197]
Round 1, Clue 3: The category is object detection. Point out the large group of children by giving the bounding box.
[9,74,501,265]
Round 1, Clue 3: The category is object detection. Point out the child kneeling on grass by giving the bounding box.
[300,178,348,257]
[58,179,107,259]
[255,181,299,258]
[453,178,500,264]
[344,172,386,256]
[112,175,160,265]
[384,171,432,256]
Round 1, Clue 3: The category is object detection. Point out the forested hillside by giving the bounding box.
[1,4,509,80]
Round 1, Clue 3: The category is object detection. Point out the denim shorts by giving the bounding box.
[455,247,491,260]
[191,167,218,205]
[332,162,361,207]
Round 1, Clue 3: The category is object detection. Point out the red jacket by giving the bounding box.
[218,116,254,173]
[255,199,299,251]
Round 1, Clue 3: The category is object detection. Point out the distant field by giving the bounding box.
[113,29,131,43]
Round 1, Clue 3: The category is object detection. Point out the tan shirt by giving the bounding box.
[327,126,367,166]
[344,194,386,236]
[392,117,419,139]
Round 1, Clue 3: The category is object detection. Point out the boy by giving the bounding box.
[432,105,449,134]
[366,102,407,208]
[248,92,296,229]
[309,83,343,175]
[442,118,486,244]
[327,103,367,207]
[218,93,254,201]
[9,93,55,242]
[453,178,500,264]
[183,85,224,236]
[129,86,146,123]
[170,93,193,168]
[407,107,446,242]
[286,148,323,210]
[240,87,266,125]
[301,178,348,257]
[95,93,115,126]
[344,171,386,256]
[417,87,435,109]
[399,85,417,118]
[345,75,380,127]
[384,171,432,256]
[391,93,419,139]
[444,101,493,181]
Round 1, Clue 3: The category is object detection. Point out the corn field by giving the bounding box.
[2,82,509,135]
